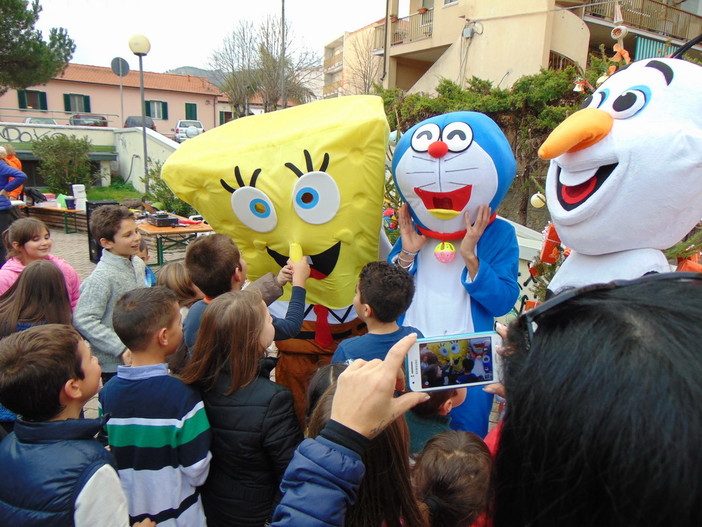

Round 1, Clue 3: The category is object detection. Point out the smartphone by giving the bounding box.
[405,331,502,392]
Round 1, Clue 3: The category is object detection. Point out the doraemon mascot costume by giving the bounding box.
[538,57,702,294]
[390,112,519,437]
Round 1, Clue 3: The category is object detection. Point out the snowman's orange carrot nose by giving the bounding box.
[538,108,613,160]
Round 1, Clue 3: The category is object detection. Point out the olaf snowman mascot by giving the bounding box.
[539,56,702,294]
[391,111,519,437]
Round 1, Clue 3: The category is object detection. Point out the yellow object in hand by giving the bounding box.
[289,242,303,262]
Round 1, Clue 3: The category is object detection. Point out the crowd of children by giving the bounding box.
[0,203,499,526]
[0,199,697,527]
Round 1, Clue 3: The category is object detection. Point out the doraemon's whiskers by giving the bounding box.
[444,167,478,173]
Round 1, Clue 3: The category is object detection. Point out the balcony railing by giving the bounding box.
[584,0,702,41]
[323,53,343,71]
[323,80,342,98]
[373,9,434,50]
[549,50,577,71]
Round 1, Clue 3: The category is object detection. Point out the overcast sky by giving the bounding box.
[35,0,392,73]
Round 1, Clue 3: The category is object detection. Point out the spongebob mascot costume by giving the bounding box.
[162,96,388,424]
[390,112,519,437]
[538,56,702,294]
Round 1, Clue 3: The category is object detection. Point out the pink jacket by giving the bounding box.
[0,254,81,309]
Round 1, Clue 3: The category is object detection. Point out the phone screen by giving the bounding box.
[407,332,500,391]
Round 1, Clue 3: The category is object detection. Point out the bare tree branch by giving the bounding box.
[345,29,383,95]
[210,16,320,116]
[209,21,259,117]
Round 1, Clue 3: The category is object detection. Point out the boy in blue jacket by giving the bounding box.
[0,324,153,527]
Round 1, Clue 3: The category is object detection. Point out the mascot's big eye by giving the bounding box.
[610,88,648,119]
[442,121,473,152]
[482,355,491,363]
[438,345,449,357]
[230,187,277,233]
[292,171,340,225]
[580,90,608,110]
[411,123,441,152]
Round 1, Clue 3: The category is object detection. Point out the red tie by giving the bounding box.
[313,305,333,349]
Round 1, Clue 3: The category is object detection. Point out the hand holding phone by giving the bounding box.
[405,331,503,392]
[332,333,430,438]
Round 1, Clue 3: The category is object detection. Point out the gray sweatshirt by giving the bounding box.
[73,250,146,373]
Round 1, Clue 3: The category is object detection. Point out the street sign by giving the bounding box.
[111,57,130,77]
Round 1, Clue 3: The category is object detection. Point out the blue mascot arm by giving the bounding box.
[460,219,519,317]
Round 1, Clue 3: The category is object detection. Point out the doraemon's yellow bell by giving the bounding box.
[161,96,389,309]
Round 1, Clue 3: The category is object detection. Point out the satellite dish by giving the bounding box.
[111,57,130,77]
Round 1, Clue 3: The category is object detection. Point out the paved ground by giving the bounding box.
[50,229,96,281]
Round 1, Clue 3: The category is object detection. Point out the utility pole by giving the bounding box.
[280,0,287,109]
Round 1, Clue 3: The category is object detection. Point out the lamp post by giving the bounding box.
[128,34,151,193]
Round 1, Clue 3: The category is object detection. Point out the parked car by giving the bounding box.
[124,115,156,131]
[24,116,57,125]
[69,114,108,127]
[173,120,204,143]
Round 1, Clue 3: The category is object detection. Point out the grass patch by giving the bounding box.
[86,177,143,202]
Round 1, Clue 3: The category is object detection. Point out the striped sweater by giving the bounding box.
[98,363,212,527]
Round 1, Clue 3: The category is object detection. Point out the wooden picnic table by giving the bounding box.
[23,205,81,234]
[136,216,213,266]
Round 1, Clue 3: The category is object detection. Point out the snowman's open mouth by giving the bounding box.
[556,163,617,211]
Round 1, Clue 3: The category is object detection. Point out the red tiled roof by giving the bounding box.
[55,63,224,96]
[218,93,293,106]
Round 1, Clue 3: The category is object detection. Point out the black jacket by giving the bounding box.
[201,359,303,527]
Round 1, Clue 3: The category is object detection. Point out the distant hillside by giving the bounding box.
[166,66,222,88]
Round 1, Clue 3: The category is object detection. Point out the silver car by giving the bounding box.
[24,117,57,125]
[173,120,204,143]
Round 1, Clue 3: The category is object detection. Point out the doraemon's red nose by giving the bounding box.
[428,141,448,158]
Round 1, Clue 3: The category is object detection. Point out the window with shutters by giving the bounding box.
[219,111,233,125]
[18,90,48,110]
[145,100,168,120]
[185,103,197,120]
[63,93,91,113]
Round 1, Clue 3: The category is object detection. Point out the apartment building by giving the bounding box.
[323,0,702,96]
[323,22,385,98]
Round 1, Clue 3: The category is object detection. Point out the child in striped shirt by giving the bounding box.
[99,286,212,526]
